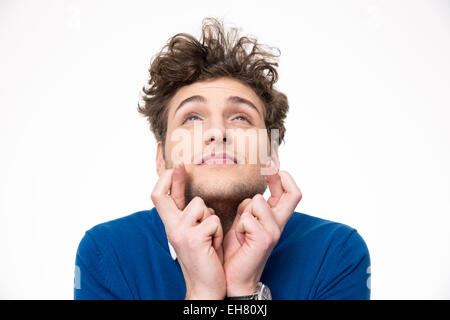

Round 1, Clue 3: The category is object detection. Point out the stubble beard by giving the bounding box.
[184,167,267,235]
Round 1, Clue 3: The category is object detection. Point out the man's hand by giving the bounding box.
[223,162,302,296]
[151,163,226,300]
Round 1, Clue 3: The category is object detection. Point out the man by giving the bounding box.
[74,18,371,300]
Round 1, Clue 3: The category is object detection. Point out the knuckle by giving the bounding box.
[150,191,159,202]
[207,214,220,224]
[253,193,263,201]
[167,230,182,246]
[294,189,302,202]
[272,226,281,242]
[192,196,205,206]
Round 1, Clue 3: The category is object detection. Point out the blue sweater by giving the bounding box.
[74,208,371,300]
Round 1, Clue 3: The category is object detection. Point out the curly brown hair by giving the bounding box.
[137,17,289,146]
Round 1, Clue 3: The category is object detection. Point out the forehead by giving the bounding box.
[167,77,264,115]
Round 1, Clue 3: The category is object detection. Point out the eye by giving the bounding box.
[233,114,252,123]
[182,113,201,124]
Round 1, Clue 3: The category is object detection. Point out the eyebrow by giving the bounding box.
[174,95,261,117]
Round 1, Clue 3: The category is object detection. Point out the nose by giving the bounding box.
[205,135,227,144]
[203,118,230,147]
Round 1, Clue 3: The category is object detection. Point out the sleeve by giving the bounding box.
[73,230,132,300]
[314,229,371,300]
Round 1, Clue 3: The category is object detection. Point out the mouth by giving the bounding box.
[200,152,237,166]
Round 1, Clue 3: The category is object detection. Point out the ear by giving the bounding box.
[156,142,166,177]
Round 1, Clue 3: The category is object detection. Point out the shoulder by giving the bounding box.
[78,208,165,252]
[278,212,371,299]
[74,209,164,299]
[87,209,154,234]
[281,211,370,260]
[284,211,359,240]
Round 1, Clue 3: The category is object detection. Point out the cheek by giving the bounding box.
[227,129,269,165]
[165,128,196,165]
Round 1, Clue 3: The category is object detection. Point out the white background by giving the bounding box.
[0,0,449,299]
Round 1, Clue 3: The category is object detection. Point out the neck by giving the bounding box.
[203,200,240,236]
[184,193,240,235]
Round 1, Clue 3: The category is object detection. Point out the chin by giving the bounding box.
[184,164,267,203]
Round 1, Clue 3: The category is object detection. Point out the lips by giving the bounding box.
[201,152,237,165]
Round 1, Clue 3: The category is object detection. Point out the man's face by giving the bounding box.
[157,77,278,204]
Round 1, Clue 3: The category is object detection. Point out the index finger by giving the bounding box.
[171,162,186,210]
[151,169,180,226]
[265,160,283,208]
[274,171,302,224]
